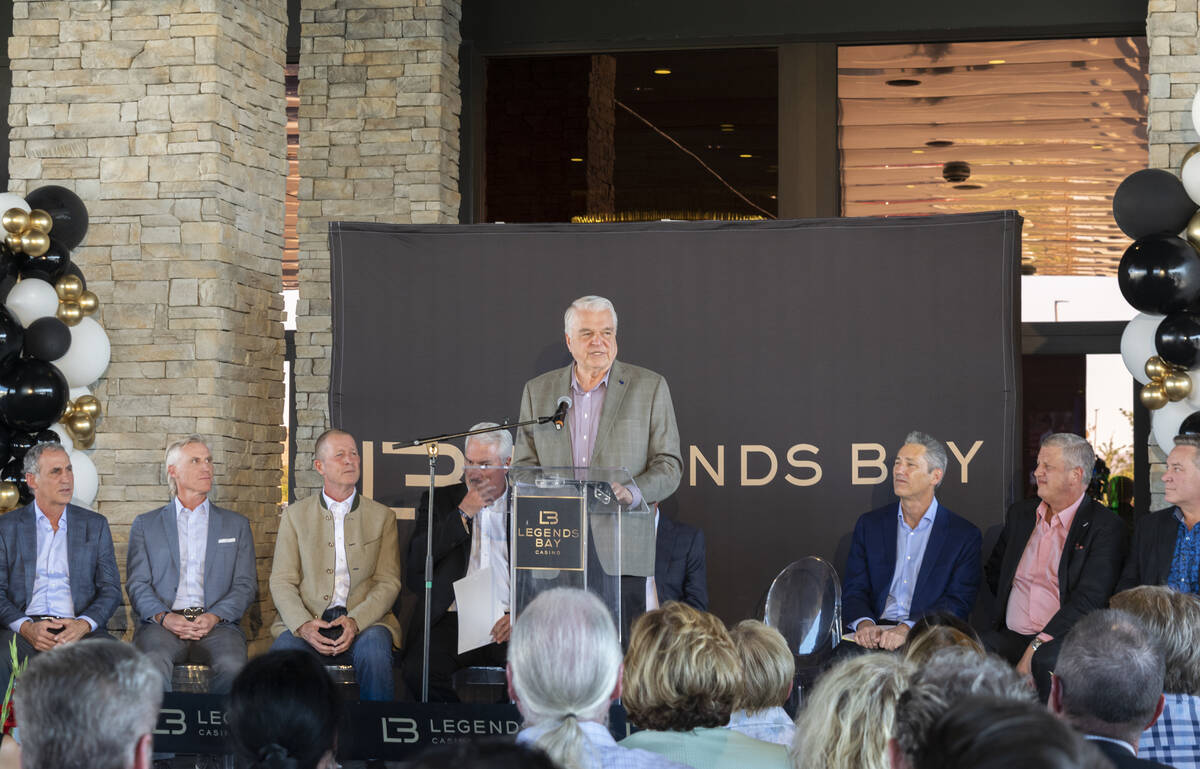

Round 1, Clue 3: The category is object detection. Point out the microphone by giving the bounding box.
[552,396,571,430]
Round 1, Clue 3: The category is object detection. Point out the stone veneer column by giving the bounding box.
[1147,1,1200,508]
[293,0,462,498]
[7,1,287,646]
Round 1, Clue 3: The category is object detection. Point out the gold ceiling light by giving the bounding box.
[653,68,671,75]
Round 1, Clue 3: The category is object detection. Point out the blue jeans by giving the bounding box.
[269,624,395,701]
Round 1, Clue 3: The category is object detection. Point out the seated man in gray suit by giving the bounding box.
[0,442,121,680]
[126,435,256,693]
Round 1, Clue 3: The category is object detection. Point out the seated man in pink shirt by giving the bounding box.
[982,432,1127,701]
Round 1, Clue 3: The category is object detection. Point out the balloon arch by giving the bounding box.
[0,185,109,511]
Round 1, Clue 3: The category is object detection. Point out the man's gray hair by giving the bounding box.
[1040,433,1096,478]
[165,435,210,498]
[509,588,622,769]
[1173,434,1200,473]
[22,442,68,478]
[563,295,618,337]
[1055,609,1165,742]
[904,431,948,486]
[895,648,1033,764]
[14,639,163,769]
[464,422,513,461]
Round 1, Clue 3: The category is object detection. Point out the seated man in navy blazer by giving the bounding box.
[1116,433,1200,594]
[649,512,707,611]
[843,431,981,650]
[126,435,256,694]
[0,442,121,680]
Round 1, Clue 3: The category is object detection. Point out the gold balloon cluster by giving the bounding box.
[55,274,97,327]
[1141,355,1193,409]
[61,394,101,449]
[1,207,52,257]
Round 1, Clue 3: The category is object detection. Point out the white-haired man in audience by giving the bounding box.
[14,638,162,769]
[1049,609,1171,769]
[509,587,690,769]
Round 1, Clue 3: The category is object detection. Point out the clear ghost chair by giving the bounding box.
[763,557,842,704]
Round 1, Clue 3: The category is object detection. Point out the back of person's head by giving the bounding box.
[894,648,1032,766]
[1052,608,1165,742]
[790,652,912,769]
[508,588,622,769]
[902,618,985,667]
[227,650,341,769]
[915,695,1106,769]
[729,619,795,714]
[410,739,560,769]
[623,601,741,732]
[1110,585,1200,695]
[14,639,162,769]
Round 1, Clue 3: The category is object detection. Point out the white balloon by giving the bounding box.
[52,317,111,387]
[1183,154,1200,209]
[69,449,98,508]
[0,194,30,216]
[68,386,91,401]
[49,423,71,448]
[1121,313,1165,385]
[1193,89,1200,140]
[5,278,58,327]
[1152,399,1199,451]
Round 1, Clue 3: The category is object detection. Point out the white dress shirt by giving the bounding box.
[324,490,355,609]
[16,503,95,632]
[172,496,209,609]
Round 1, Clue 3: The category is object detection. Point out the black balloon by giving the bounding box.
[0,458,31,506]
[34,429,58,444]
[0,246,20,305]
[0,307,24,372]
[1118,235,1200,314]
[0,359,68,433]
[0,423,12,471]
[1113,169,1199,240]
[19,237,70,283]
[9,431,37,459]
[23,317,71,362]
[1157,312,1200,368]
[24,185,88,251]
[1181,412,1200,436]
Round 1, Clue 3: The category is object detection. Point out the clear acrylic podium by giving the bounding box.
[507,466,653,640]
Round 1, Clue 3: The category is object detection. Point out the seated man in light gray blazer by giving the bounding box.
[0,442,121,682]
[126,435,256,694]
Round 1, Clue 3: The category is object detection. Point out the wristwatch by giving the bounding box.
[1030,637,1044,651]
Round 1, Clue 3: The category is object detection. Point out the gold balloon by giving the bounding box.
[0,483,18,512]
[1,209,29,235]
[1164,371,1194,402]
[4,232,22,253]
[77,290,98,315]
[1146,356,1170,382]
[19,230,48,258]
[56,301,82,326]
[1188,211,1200,252]
[55,274,83,302]
[26,209,52,235]
[1142,381,1169,410]
[74,395,101,419]
[1185,143,1200,168]
[72,431,95,450]
[67,411,94,439]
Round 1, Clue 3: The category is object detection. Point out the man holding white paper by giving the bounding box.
[403,422,512,702]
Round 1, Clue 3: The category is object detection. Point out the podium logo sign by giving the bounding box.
[514,495,584,571]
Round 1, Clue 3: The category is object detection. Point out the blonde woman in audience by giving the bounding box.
[1110,585,1200,769]
[621,602,789,769]
[725,620,796,746]
[901,613,985,667]
[790,653,913,769]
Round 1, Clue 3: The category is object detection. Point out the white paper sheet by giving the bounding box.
[454,564,505,654]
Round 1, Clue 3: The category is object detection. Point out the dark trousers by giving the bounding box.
[980,626,1061,702]
[401,611,507,702]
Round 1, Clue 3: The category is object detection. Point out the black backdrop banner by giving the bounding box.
[329,212,1022,622]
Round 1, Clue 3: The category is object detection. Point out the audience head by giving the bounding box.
[901,612,984,666]
[913,695,1106,769]
[791,652,912,769]
[623,601,741,732]
[1049,608,1165,745]
[508,588,622,769]
[893,647,1032,768]
[14,639,162,769]
[1111,585,1200,695]
[728,619,795,714]
[1035,433,1094,510]
[227,650,341,769]
[410,740,560,769]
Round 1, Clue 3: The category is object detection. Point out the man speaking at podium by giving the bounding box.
[513,295,682,627]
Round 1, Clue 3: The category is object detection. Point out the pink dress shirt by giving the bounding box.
[1005,491,1086,640]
